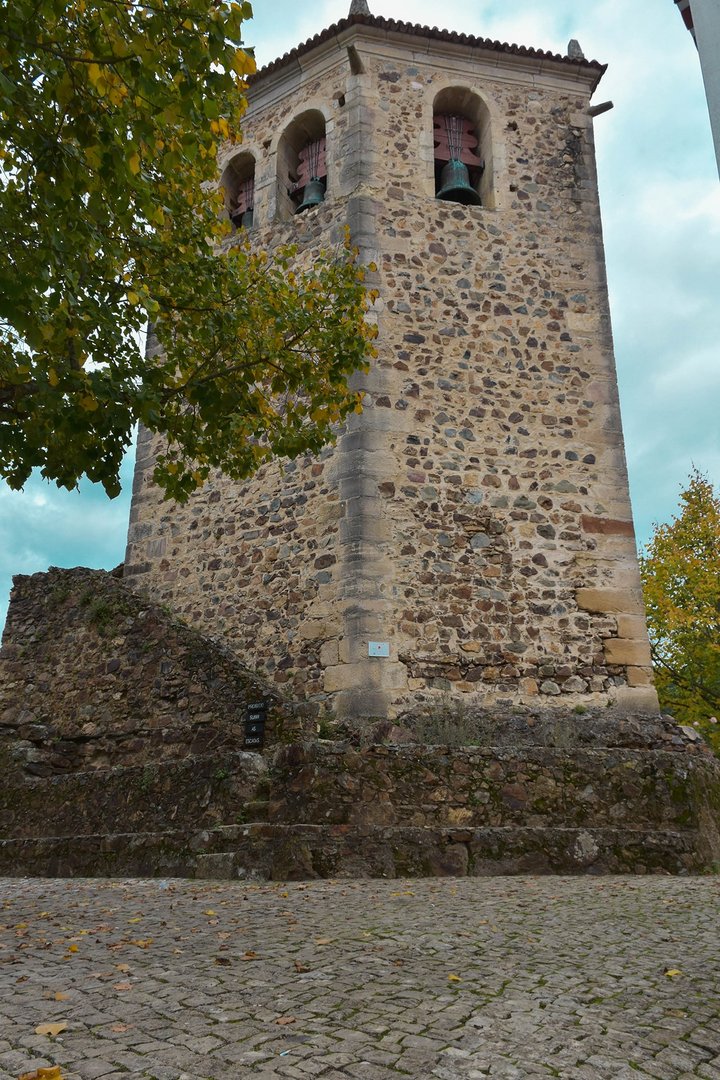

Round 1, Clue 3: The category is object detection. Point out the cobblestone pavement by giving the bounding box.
[1,876,719,1079]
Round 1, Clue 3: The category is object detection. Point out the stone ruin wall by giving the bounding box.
[124,29,657,721]
[0,567,295,779]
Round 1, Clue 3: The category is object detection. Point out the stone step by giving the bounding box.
[2,739,717,839]
[0,822,712,879]
[0,751,269,839]
[387,711,698,751]
[267,742,718,833]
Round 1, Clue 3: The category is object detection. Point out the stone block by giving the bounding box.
[603,637,652,667]
[576,588,645,614]
[428,843,469,877]
[319,639,340,667]
[565,311,600,334]
[616,614,649,639]
[626,666,655,687]
[581,515,635,537]
[613,685,660,712]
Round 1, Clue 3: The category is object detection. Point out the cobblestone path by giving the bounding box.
[1,876,719,1079]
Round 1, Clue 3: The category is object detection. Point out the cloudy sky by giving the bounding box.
[1,0,718,634]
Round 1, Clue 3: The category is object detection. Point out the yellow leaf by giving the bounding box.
[204,910,217,916]
[232,49,256,76]
[664,968,683,978]
[67,944,78,953]
[35,1022,68,1036]
[127,292,140,306]
[54,991,69,1001]
[19,1069,64,1080]
[128,153,141,175]
[447,974,462,982]
[87,63,101,87]
[78,395,98,412]
[115,963,131,972]
[84,145,101,169]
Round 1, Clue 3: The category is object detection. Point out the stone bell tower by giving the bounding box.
[124,5,658,723]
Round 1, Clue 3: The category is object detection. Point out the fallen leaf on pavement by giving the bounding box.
[35,1022,68,1037]
[293,961,310,973]
[54,992,69,1002]
[448,974,462,982]
[240,950,259,961]
[214,957,231,966]
[19,1068,64,1079]
[115,963,131,972]
[314,938,332,946]
[113,982,132,991]
[275,1017,296,1025]
[111,1023,131,1033]
[664,968,683,978]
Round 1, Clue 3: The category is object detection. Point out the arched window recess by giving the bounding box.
[432,87,494,207]
[434,113,484,205]
[294,137,327,213]
[277,110,328,218]
[220,152,256,230]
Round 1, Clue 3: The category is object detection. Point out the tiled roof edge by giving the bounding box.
[250,13,607,89]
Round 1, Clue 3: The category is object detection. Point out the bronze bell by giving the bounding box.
[296,177,326,214]
[436,159,481,206]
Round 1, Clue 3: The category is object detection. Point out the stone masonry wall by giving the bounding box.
[123,24,657,722]
[0,567,297,776]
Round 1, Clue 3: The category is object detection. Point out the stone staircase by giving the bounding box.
[2,712,719,879]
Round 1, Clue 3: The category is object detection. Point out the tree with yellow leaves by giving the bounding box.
[0,1,373,501]
[640,470,720,752]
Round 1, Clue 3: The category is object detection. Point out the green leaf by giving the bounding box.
[0,0,372,506]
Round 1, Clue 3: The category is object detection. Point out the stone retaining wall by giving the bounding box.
[0,567,299,776]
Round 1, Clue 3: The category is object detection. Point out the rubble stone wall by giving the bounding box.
[0,567,295,776]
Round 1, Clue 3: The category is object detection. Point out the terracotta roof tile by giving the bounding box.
[250,13,607,90]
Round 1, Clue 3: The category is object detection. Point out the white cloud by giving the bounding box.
[0,462,133,636]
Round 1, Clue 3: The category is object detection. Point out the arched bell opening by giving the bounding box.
[277,110,327,219]
[220,151,256,231]
[432,87,494,208]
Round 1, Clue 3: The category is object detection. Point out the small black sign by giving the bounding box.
[244,701,267,749]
